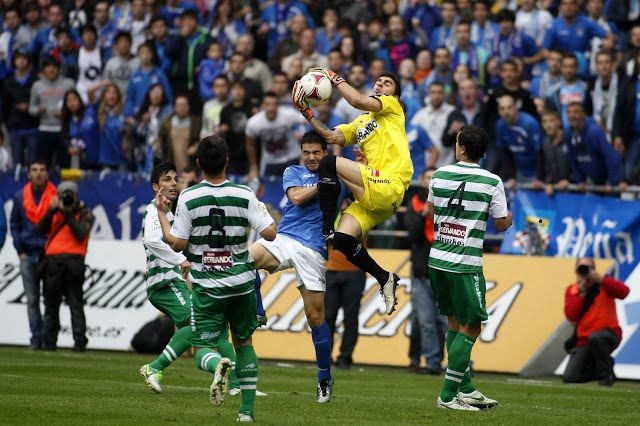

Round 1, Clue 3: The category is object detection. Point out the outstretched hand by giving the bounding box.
[307,67,345,86]
[292,80,314,121]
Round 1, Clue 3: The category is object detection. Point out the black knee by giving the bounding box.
[333,232,359,258]
[318,154,337,177]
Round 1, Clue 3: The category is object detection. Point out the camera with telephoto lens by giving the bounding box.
[576,264,591,277]
[61,191,76,207]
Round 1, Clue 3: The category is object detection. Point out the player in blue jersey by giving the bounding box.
[250,131,340,404]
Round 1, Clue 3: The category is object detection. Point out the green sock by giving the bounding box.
[195,348,222,373]
[235,345,258,416]
[446,330,475,394]
[150,326,192,371]
[217,339,239,389]
[440,333,475,402]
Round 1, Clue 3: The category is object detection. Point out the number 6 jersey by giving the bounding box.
[170,180,275,297]
[427,162,508,273]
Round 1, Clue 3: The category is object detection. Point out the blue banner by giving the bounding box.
[501,190,640,370]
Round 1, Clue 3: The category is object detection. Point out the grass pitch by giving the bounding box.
[0,346,638,424]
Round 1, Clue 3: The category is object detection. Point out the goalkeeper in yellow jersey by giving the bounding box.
[292,68,413,315]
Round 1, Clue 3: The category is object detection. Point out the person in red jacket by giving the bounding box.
[563,257,630,386]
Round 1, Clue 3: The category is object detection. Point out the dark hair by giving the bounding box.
[457,125,488,161]
[562,52,578,63]
[150,14,168,26]
[197,136,228,176]
[27,159,49,170]
[496,8,516,23]
[41,55,61,69]
[473,0,491,9]
[80,23,97,36]
[55,26,72,38]
[300,131,328,150]
[22,1,39,15]
[595,48,615,62]
[263,91,279,100]
[567,101,584,111]
[138,40,159,66]
[61,89,86,138]
[12,48,31,68]
[151,161,177,185]
[214,74,229,84]
[272,70,288,80]
[137,83,168,120]
[500,58,518,69]
[114,30,132,45]
[181,8,198,20]
[379,71,402,97]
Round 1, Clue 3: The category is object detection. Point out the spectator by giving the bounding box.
[208,0,245,59]
[487,58,539,124]
[451,20,489,86]
[612,53,640,185]
[124,41,173,118]
[36,181,94,352]
[387,14,425,72]
[324,199,367,370]
[413,48,432,84]
[269,70,294,107]
[50,26,80,80]
[327,48,346,89]
[31,3,66,59]
[407,121,435,181]
[200,74,229,139]
[564,102,624,190]
[546,53,591,129]
[116,0,149,53]
[166,9,211,112]
[103,31,140,97]
[161,0,198,33]
[88,81,128,171]
[495,94,544,187]
[282,28,328,74]
[92,0,117,60]
[418,47,454,105]
[542,0,614,76]
[110,0,131,27]
[563,257,629,386]
[491,9,541,77]
[219,81,253,176]
[607,0,639,49]
[3,49,39,168]
[540,109,571,196]
[226,52,263,109]
[588,49,620,139]
[10,160,56,350]
[529,49,563,100]
[412,82,456,168]
[315,7,340,56]
[398,59,420,112]
[585,0,622,76]
[148,15,173,77]
[405,169,446,375]
[442,78,491,154]
[235,34,272,92]
[515,0,553,48]
[28,56,75,169]
[0,7,21,79]
[60,89,100,170]
[361,17,390,69]
[258,0,311,58]
[76,24,104,103]
[334,64,370,124]
[338,35,363,72]
[158,94,201,173]
[134,83,173,176]
[622,24,640,77]
[245,92,305,179]
[471,0,498,52]
[14,2,43,52]
[266,13,307,71]
[65,0,92,29]
[429,0,458,53]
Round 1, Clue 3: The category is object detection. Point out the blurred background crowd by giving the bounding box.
[0,0,639,192]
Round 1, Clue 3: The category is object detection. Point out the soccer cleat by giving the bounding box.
[237,413,255,422]
[437,396,480,411]
[139,364,163,393]
[457,390,498,409]
[210,357,233,406]
[380,273,400,315]
[316,378,334,403]
[323,228,335,243]
[256,314,268,327]
[230,388,267,397]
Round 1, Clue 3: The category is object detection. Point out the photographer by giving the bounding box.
[563,258,630,386]
[36,181,94,351]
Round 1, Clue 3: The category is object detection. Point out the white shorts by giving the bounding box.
[256,234,327,292]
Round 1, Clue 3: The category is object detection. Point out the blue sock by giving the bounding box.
[311,322,332,381]
[255,272,265,316]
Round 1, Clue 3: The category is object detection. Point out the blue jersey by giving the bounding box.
[124,67,173,117]
[99,112,126,167]
[542,15,608,53]
[407,123,433,180]
[495,112,542,178]
[69,105,100,168]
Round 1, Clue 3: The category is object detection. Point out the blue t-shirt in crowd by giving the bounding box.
[124,66,173,117]
[542,15,608,53]
[69,105,100,168]
[407,122,433,180]
[260,1,314,56]
[99,112,126,167]
[495,112,543,178]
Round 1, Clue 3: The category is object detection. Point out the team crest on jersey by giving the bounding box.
[371,169,380,177]
[356,117,378,144]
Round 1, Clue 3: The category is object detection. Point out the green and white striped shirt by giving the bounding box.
[427,162,508,273]
[170,180,274,298]
[142,201,187,294]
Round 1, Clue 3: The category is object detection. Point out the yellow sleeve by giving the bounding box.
[375,95,402,116]
[336,122,357,146]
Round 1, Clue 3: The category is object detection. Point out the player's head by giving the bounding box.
[300,131,328,172]
[197,136,228,176]
[373,72,401,98]
[151,161,178,201]
[455,125,488,162]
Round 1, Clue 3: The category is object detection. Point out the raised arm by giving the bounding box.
[291,80,346,146]
[155,192,188,252]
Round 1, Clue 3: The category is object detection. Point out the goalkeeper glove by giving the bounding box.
[292,80,314,121]
[308,67,346,86]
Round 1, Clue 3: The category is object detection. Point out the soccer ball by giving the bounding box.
[299,71,332,106]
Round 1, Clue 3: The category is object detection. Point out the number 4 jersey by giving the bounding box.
[170,180,275,297]
[427,162,508,273]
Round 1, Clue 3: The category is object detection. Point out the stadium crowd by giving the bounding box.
[0,0,639,190]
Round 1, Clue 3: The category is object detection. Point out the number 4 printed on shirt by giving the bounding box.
[447,182,466,219]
